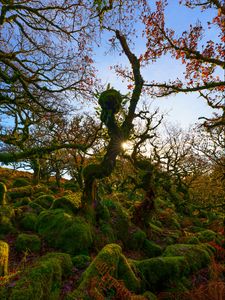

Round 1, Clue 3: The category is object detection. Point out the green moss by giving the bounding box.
[133,256,189,291]
[66,244,140,299]
[40,252,73,275]
[19,213,38,231]
[0,182,7,206]
[0,216,14,235]
[0,240,9,276]
[98,89,122,114]
[163,243,213,272]
[179,236,200,244]
[64,181,79,192]
[149,222,163,234]
[101,198,116,209]
[82,163,104,183]
[197,229,221,243]
[189,226,206,233]
[33,185,50,196]
[51,192,81,213]
[13,197,31,208]
[9,252,72,300]
[72,255,91,269]
[143,239,162,258]
[127,229,146,251]
[96,201,110,221]
[34,194,54,209]
[15,233,41,253]
[37,209,93,255]
[28,202,44,214]
[94,222,115,250]
[8,186,33,200]
[108,202,130,244]
[12,178,30,188]
[143,291,158,300]
[0,206,15,235]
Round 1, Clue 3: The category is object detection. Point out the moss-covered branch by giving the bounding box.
[0,143,86,163]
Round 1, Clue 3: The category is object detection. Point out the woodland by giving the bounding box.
[0,0,225,299]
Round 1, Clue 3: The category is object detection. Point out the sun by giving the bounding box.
[121,141,133,152]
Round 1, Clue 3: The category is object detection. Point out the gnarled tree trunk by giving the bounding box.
[82,30,144,210]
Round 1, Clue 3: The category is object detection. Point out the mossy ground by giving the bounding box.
[0,167,224,299]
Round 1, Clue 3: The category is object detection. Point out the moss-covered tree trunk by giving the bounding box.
[82,30,144,209]
[0,182,7,206]
[31,158,40,185]
[0,240,9,276]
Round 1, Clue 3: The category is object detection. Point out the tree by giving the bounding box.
[141,0,225,127]
[0,0,98,149]
[82,30,144,209]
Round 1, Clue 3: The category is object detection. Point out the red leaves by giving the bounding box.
[208,241,225,261]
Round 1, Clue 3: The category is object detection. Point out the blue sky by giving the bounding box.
[93,0,219,129]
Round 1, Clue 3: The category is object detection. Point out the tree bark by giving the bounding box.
[82,30,144,208]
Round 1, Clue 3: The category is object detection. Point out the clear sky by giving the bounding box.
[92,0,219,129]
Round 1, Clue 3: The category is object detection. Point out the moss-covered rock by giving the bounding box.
[34,194,54,209]
[133,256,190,291]
[0,182,7,206]
[66,244,140,299]
[197,229,221,244]
[103,200,130,244]
[94,221,115,250]
[143,291,158,300]
[19,213,38,231]
[12,178,30,188]
[37,209,93,255]
[28,202,44,214]
[96,201,110,222]
[8,186,33,200]
[64,181,79,192]
[127,229,147,251]
[15,233,41,253]
[143,239,162,258]
[51,192,81,213]
[8,252,72,300]
[179,236,200,245]
[72,255,91,269]
[0,240,9,276]
[0,206,15,235]
[163,243,213,272]
[13,197,31,208]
